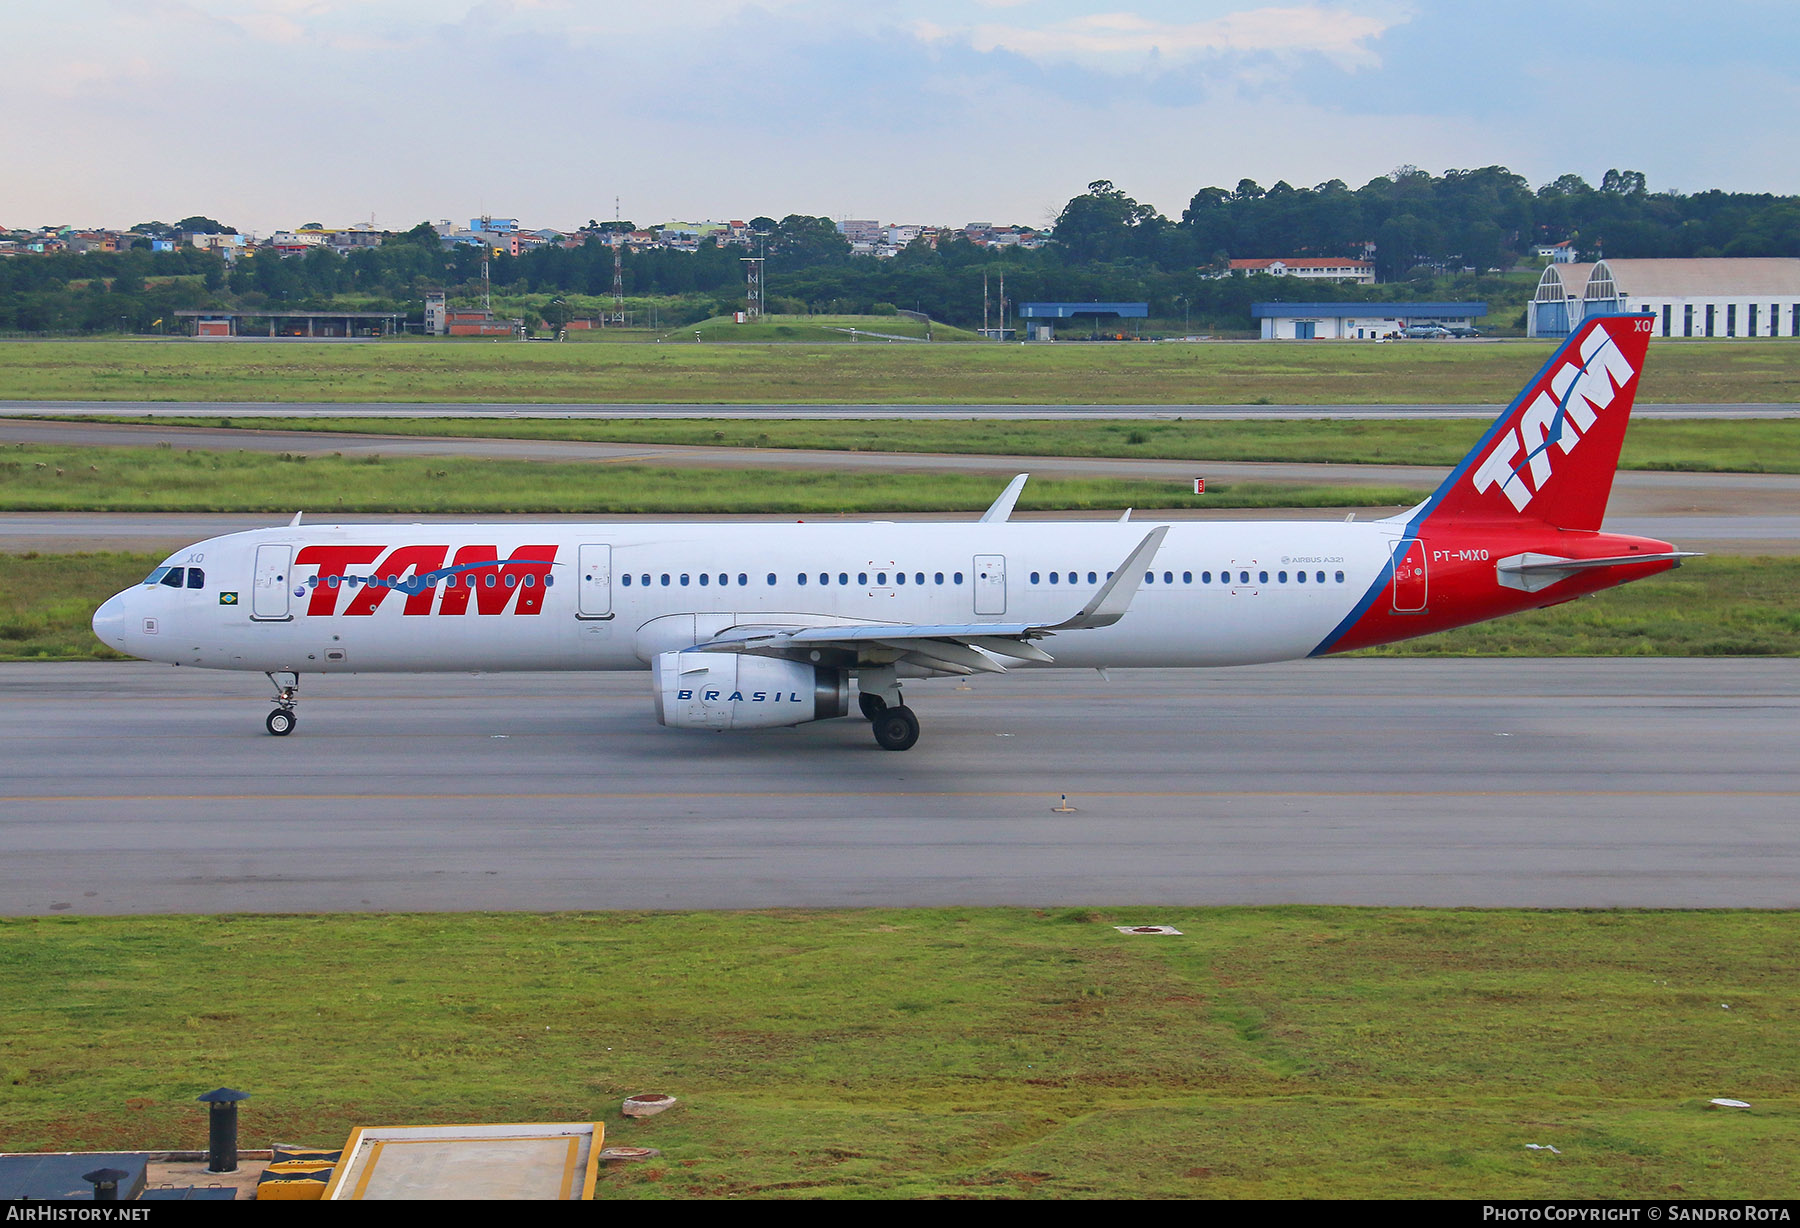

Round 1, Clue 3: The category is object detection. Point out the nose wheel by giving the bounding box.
[265,671,300,736]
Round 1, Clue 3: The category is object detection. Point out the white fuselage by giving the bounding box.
[93,518,1400,674]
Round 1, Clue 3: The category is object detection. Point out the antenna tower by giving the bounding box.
[609,196,625,325]
[612,196,626,307]
[741,257,764,322]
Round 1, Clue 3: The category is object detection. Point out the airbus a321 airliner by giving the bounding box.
[93,315,1691,751]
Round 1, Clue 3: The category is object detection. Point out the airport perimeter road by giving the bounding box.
[5,400,1798,420]
[3,659,1795,915]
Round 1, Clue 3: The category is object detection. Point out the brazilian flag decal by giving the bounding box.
[220,592,239,605]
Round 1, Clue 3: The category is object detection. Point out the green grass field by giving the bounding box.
[2,908,1795,1198]
[5,552,1794,662]
[0,443,1423,515]
[93,414,1800,475]
[3,337,1797,404]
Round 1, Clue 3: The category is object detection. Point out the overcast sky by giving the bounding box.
[5,1,1796,236]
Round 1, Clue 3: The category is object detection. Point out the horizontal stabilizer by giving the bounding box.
[1496,550,1701,593]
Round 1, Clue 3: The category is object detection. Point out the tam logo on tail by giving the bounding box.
[1422,315,1653,533]
[1470,322,1640,512]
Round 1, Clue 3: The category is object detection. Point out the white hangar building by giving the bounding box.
[1529,258,1800,339]
[1250,301,1486,340]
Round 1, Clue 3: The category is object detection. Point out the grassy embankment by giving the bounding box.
[2,908,1796,1198]
[6,552,1794,662]
[100,415,1800,475]
[3,337,1798,404]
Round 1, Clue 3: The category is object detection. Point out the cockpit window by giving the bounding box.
[186,568,205,589]
[144,566,171,586]
[156,567,186,588]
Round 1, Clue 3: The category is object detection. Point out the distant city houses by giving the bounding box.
[2,211,1127,266]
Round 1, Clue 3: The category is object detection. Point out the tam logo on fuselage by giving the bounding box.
[293,545,558,616]
[1470,326,1636,512]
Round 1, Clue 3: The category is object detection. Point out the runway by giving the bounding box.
[6,399,1799,419]
[3,659,1795,915]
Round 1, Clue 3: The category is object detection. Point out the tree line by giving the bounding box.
[3,168,1797,335]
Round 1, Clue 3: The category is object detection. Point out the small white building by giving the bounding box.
[1529,258,1800,338]
[1227,257,1375,285]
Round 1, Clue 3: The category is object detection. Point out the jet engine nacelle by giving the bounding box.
[652,651,849,730]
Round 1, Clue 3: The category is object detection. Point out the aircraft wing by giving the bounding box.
[693,527,1168,675]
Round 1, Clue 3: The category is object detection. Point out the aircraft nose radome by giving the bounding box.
[91,591,134,654]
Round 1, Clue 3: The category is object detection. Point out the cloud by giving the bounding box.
[919,5,1403,73]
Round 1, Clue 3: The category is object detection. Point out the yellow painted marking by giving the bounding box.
[560,1136,580,1200]
[352,1141,384,1201]
[580,1123,603,1201]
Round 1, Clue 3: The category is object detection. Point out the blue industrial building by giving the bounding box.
[1018,301,1148,340]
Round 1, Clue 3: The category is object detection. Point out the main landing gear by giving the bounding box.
[857,678,920,752]
[265,671,299,736]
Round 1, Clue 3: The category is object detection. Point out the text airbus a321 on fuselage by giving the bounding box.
[93,315,1693,752]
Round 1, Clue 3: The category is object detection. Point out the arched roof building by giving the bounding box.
[1529,258,1800,339]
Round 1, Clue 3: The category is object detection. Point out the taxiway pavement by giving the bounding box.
[4,660,1795,915]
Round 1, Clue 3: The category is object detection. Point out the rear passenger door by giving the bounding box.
[973,554,1007,616]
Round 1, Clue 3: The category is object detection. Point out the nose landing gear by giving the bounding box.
[265,671,299,736]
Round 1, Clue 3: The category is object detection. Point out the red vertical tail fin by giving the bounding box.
[1413,315,1653,533]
